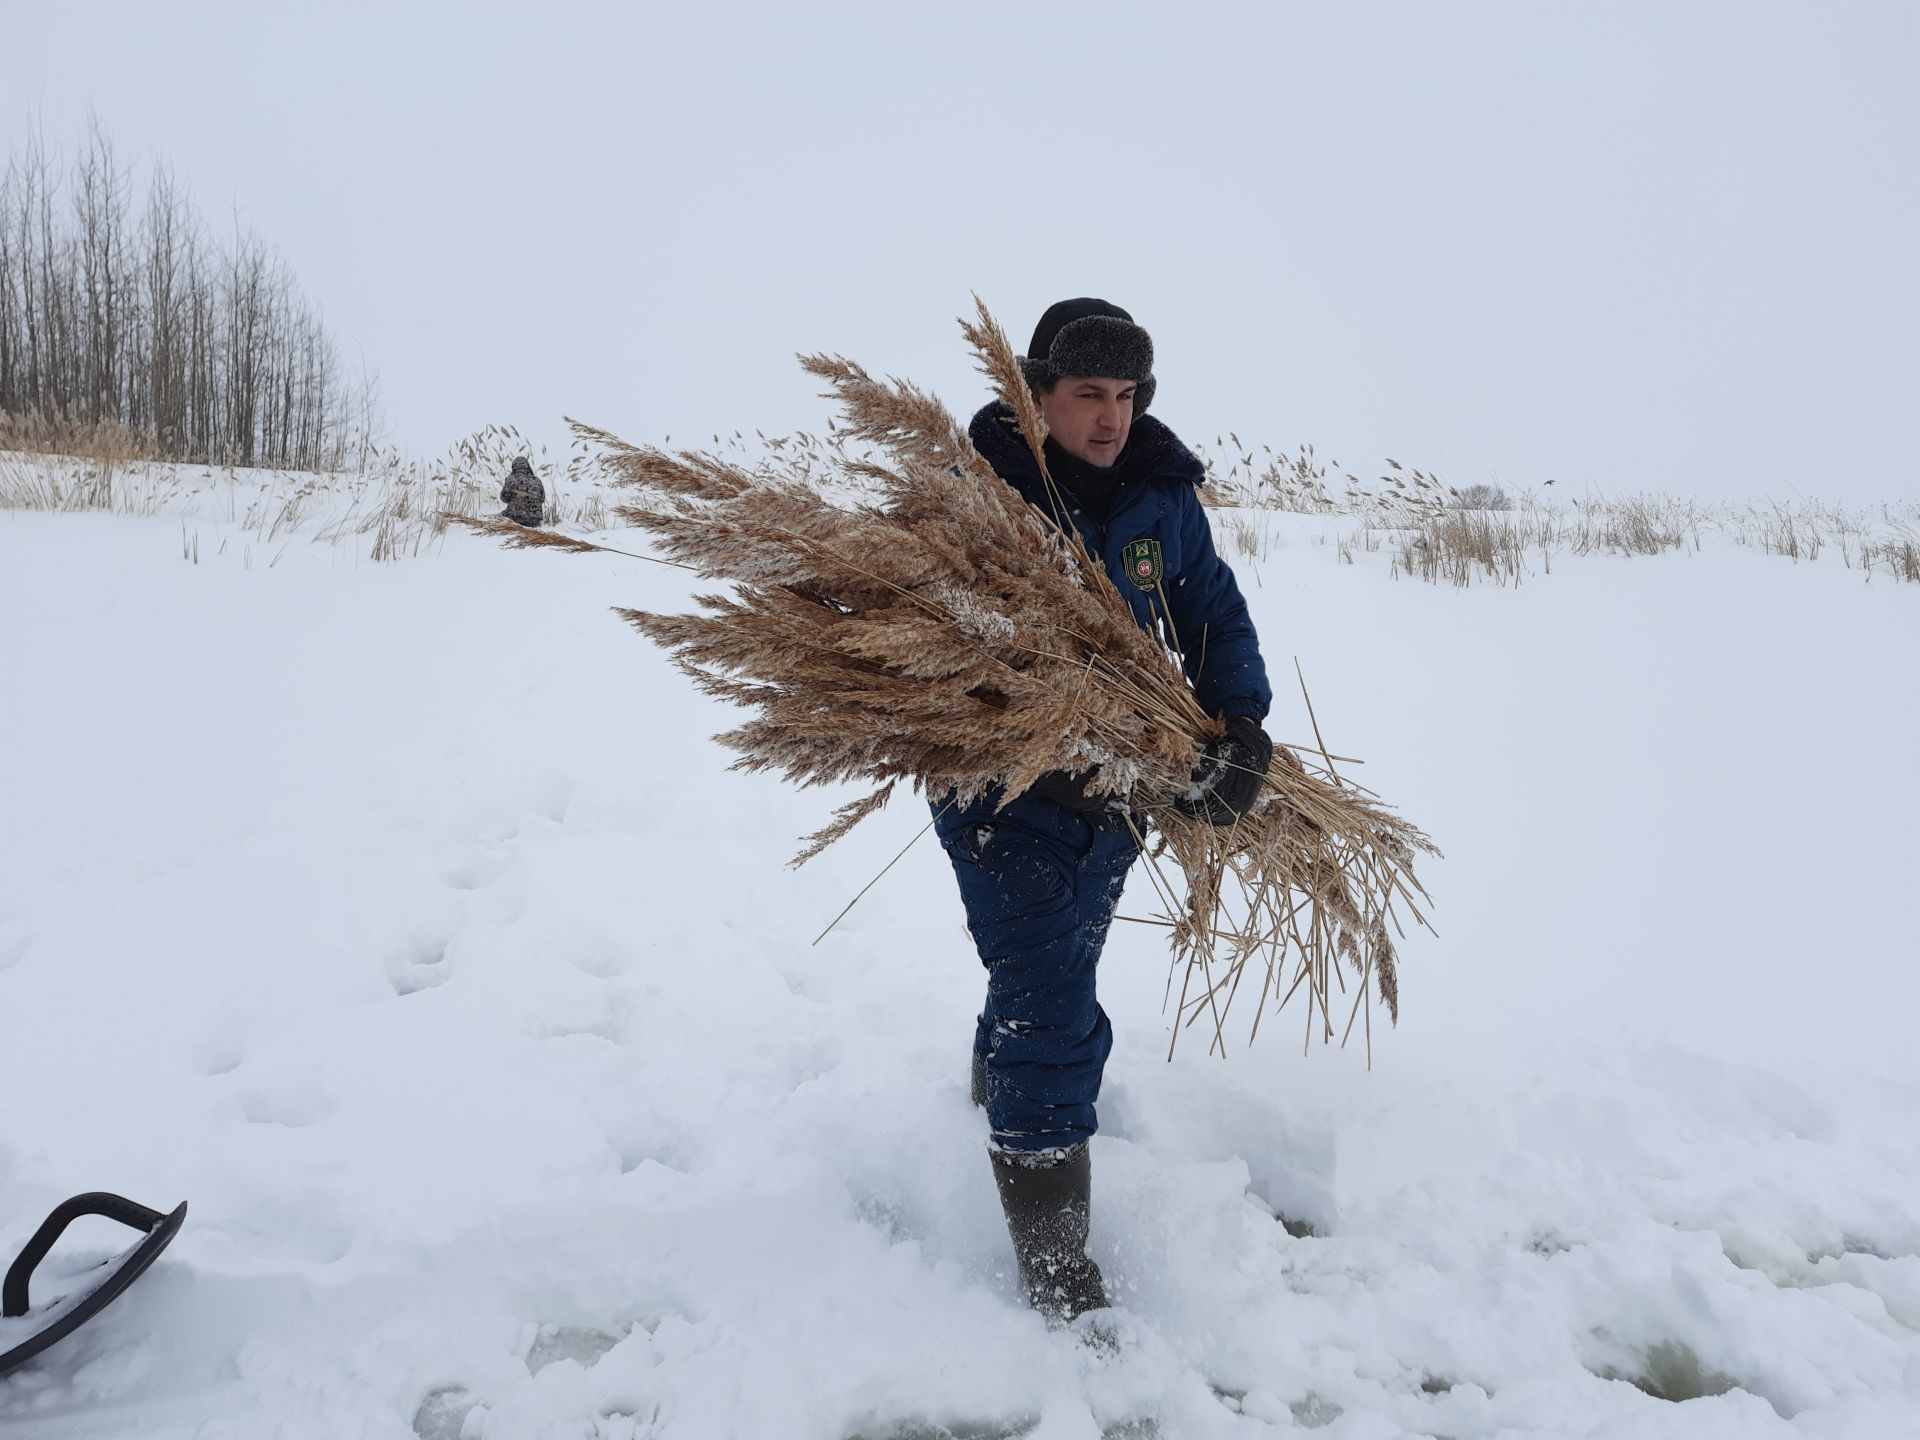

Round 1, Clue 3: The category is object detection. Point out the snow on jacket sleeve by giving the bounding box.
[1163,491,1272,722]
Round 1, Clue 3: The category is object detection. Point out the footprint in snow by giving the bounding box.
[442,850,509,891]
[238,1079,336,1128]
[608,1125,707,1177]
[533,1005,625,1044]
[386,936,453,997]
[1589,1339,1746,1408]
[196,1038,245,1076]
[565,939,630,980]
[843,1419,1039,1440]
[525,1323,626,1375]
[851,1189,919,1245]
[0,927,31,972]
[412,1386,479,1440]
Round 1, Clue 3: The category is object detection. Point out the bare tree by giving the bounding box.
[143,163,188,450]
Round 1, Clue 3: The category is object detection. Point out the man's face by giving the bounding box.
[1037,376,1136,468]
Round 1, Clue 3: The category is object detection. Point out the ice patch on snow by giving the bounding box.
[526,1323,627,1375]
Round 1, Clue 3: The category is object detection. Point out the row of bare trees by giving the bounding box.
[0,119,379,470]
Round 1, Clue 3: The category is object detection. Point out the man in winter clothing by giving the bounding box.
[943,298,1273,1324]
[500,456,545,527]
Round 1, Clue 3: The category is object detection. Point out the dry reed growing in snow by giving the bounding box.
[480,300,1438,1058]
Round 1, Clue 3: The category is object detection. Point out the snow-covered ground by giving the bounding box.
[2,499,1917,1439]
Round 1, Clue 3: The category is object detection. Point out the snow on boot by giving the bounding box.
[989,1142,1108,1323]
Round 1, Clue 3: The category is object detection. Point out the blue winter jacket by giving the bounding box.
[968,403,1272,722]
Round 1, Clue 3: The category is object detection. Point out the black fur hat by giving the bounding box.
[1018,298,1156,413]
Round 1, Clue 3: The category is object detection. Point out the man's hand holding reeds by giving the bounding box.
[1175,715,1273,825]
[1027,767,1127,815]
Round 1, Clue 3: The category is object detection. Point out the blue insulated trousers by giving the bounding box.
[935,791,1140,1152]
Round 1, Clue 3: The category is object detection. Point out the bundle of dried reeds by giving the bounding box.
[463,298,1437,1059]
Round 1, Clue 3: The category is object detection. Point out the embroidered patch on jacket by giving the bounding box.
[1122,537,1164,590]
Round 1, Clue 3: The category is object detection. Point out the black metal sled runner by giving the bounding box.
[0,1192,187,1376]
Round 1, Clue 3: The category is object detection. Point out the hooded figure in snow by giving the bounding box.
[500,456,545,527]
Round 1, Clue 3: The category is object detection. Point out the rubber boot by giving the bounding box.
[989,1143,1109,1323]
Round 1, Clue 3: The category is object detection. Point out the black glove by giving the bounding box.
[1175,715,1272,825]
[1028,766,1127,814]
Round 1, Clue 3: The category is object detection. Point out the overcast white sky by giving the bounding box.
[8,1,1917,501]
